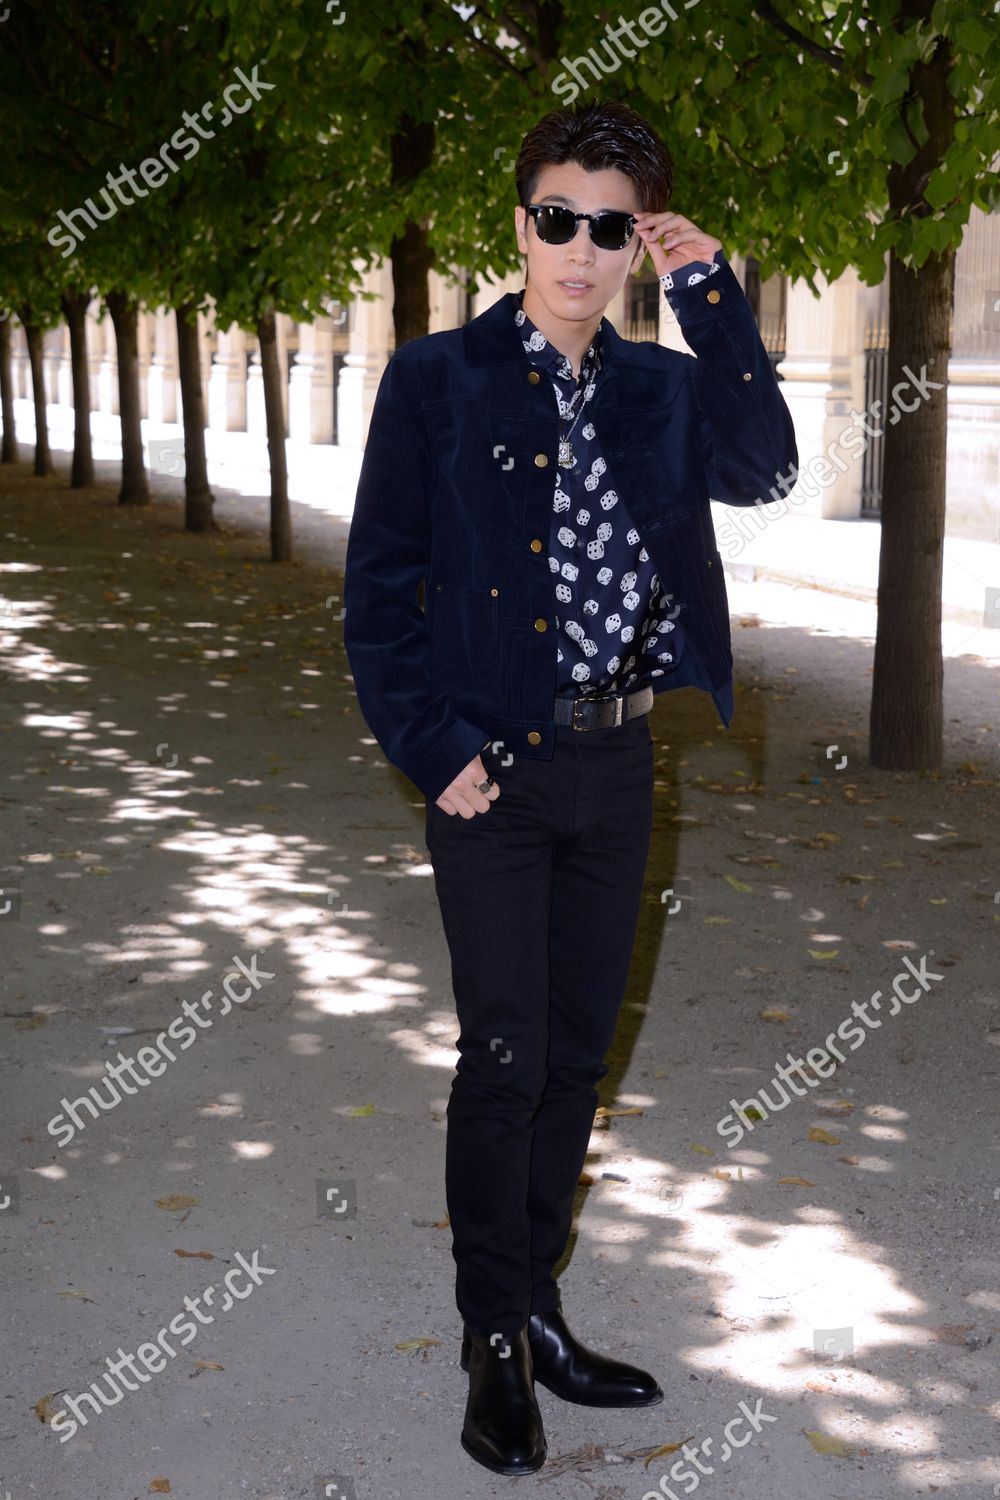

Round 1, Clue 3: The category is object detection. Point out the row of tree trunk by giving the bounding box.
[0,302,293,558]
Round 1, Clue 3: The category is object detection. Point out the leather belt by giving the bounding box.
[553,684,654,730]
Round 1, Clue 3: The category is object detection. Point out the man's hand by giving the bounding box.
[632,211,722,278]
[435,753,502,818]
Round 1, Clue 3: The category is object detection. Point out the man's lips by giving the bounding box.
[558,278,593,289]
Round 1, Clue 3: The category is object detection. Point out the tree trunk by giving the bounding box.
[61,291,95,488]
[869,9,954,771]
[175,302,216,532]
[21,317,53,477]
[389,115,435,348]
[0,318,17,465]
[256,308,291,561]
[107,290,149,506]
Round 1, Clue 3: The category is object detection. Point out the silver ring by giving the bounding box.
[476,777,495,794]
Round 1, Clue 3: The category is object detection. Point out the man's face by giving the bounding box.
[514,161,647,322]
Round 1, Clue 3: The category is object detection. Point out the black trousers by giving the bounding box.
[424,710,655,1338]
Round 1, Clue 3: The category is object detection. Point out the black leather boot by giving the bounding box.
[459,1324,547,1475]
[526,1307,664,1407]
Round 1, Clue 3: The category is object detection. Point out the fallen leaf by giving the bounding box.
[149,1479,171,1492]
[808,948,840,960]
[805,1429,856,1457]
[578,1172,596,1186]
[155,1194,199,1212]
[703,916,733,924]
[759,1008,790,1022]
[691,1143,715,1156]
[595,1106,643,1117]
[806,1379,834,1394]
[643,1437,696,1469]
[807,1127,841,1145]
[933,1324,974,1346]
[432,1213,450,1229]
[193,1359,225,1371]
[711,1169,731,1181]
[724,875,753,892]
[395,1337,441,1351]
[34,1392,64,1423]
[174,1249,214,1260]
[837,1155,860,1166]
[779,1176,816,1187]
[817,1100,854,1116]
[15,1014,48,1031]
[350,1102,376,1116]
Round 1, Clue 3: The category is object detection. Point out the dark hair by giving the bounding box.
[515,99,674,215]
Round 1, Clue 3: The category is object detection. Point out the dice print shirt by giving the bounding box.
[513,250,725,699]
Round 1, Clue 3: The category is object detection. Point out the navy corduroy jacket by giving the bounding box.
[343,261,798,802]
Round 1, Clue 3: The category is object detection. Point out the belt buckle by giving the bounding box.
[572,697,589,731]
[614,693,624,727]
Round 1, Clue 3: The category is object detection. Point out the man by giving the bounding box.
[343,99,797,1476]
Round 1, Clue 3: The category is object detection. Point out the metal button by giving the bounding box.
[533,618,547,632]
[707,289,721,304]
[527,370,541,385]
[743,372,752,381]
[530,538,543,552]
[527,731,541,745]
[707,557,713,567]
[534,453,549,468]
[434,583,443,591]
[490,587,499,597]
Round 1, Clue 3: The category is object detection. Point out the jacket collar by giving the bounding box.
[462,289,651,375]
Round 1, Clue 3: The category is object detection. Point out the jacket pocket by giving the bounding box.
[428,582,500,687]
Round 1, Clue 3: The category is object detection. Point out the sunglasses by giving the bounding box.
[524,202,637,252]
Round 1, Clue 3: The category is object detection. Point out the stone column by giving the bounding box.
[775,265,868,518]
[289,317,335,444]
[137,308,153,420]
[337,262,393,450]
[208,323,247,431]
[97,312,119,415]
[147,307,179,424]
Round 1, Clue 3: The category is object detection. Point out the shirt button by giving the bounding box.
[534,453,549,468]
[527,731,541,745]
[527,370,541,384]
[529,538,543,552]
[533,617,548,632]
[707,289,721,304]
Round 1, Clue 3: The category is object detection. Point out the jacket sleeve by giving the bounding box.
[342,348,492,802]
[662,252,798,509]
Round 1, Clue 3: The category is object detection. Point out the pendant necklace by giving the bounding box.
[558,388,587,471]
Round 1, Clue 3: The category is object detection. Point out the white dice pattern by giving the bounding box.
[515,285,694,699]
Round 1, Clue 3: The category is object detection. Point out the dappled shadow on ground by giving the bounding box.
[3,464,999,1495]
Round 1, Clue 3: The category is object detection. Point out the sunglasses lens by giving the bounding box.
[532,206,577,244]
[591,213,634,250]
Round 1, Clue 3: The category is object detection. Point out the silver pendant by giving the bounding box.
[559,438,576,469]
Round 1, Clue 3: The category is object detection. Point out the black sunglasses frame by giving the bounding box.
[523,202,638,252]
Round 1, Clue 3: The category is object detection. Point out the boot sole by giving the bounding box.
[532,1373,666,1407]
[460,1432,547,1475]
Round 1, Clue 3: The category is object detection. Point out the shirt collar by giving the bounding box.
[513,287,603,384]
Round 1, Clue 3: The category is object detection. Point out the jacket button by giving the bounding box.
[707,557,713,567]
[533,617,547,632]
[490,587,499,596]
[434,583,443,591]
[743,371,752,381]
[534,453,549,468]
[707,289,721,304]
[527,370,541,384]
[527,731,541,745]
[530,538,543,552]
